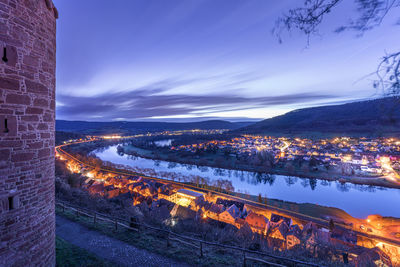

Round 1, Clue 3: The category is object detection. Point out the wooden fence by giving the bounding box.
[56,201,323,267]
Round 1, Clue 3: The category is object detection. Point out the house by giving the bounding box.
[158,190,176,202]
[331,228,357,246]
[177,189,204,199]
[175,189,205,207]
[317,228,331,245]
[302,222,319,250]
[119,187,129,194]
[118,178,130,188]
[129,181,144,192]
[235,218,245,229]
[133,194,146,206]
[105,187,120,199]
[157,184,172,194]
[149,181,164,189]
[105,176,118,186]
[245,211,269,235]
[83,179,95,189]
[286,224,302,249]
[88,183,105,196]
[269,220,289,241]
[203,203,224,220]
[351,155,363,165]
[140,184,157,197]
[216,198,245,211]
[270,213,292,227]
[219,204,240,225]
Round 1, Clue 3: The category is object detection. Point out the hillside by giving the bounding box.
[56,120,254,135]
[238,97,400,137]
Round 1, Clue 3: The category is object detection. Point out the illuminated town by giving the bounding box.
[56,135,400,266]
[172,136,400,185]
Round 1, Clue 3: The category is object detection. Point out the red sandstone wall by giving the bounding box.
[0,0,57,266]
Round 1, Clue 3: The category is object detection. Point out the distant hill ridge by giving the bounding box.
[56,119,254,135]
[238,97,400,137]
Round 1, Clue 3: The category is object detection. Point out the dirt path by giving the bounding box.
[56,215,189,267]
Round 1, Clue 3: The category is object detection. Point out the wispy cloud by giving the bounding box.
[57,78,338,121]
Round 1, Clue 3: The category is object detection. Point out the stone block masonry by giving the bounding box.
[0,0,57,266]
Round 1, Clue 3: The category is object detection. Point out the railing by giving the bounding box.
[56,200,322,267]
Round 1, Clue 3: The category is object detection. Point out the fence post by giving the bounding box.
[200,241,203,258]
[115,219,118,231]
[242,251,246,267]
[94,212,97,226]
[130,217,138,231]
[62,203,65,213]
[167,231,171,247]
[76,209,79,218]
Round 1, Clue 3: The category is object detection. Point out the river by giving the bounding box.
[94,145,400,218]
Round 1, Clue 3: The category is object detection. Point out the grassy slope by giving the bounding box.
[56,236,115,267]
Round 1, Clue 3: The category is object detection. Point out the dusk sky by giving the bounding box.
[54,0,399,122]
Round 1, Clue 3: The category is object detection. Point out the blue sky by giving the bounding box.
[54,0,399,122]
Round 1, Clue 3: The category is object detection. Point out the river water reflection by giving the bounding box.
[95,145,400,218]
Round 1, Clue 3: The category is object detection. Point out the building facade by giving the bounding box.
[0,0,57,266]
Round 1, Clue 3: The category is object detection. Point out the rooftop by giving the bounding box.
[177,189,204,199]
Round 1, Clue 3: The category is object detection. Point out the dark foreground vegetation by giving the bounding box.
[56,237,114,267]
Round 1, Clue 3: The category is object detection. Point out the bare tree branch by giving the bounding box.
[273,0,400,95]
[336,0,400,33]
[273,0,343,44]
[375,51,400,94]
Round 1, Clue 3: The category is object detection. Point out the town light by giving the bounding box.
[103,135,122,139]
[177,197,191,207]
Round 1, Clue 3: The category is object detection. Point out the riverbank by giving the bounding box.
[121,144,400,189]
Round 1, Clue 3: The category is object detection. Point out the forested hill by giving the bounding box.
[56,120,254,135]
[237,97,400,137]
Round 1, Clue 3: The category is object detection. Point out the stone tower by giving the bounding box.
[0,0,57,266]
